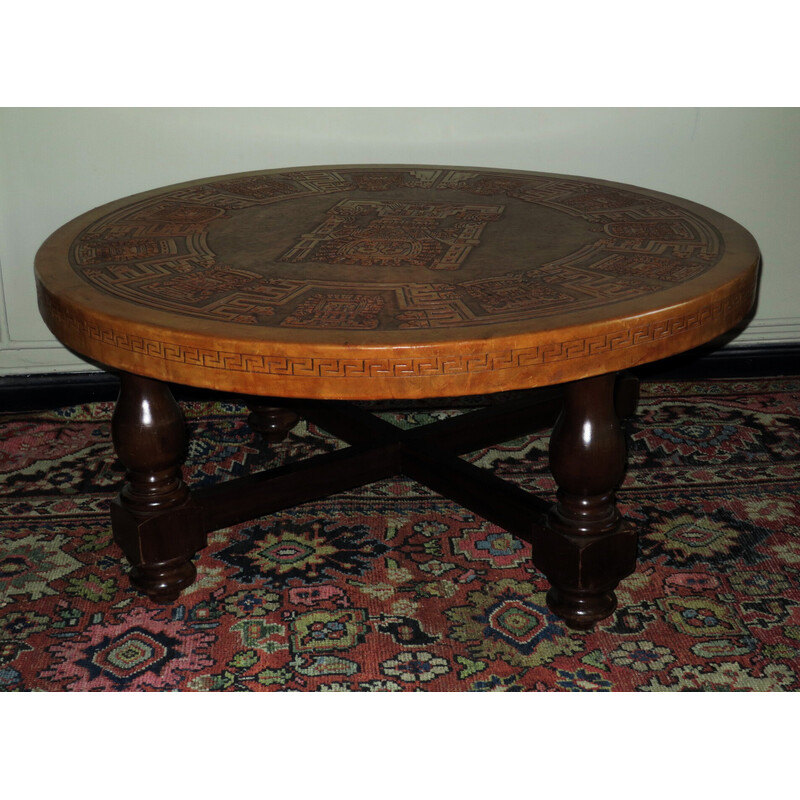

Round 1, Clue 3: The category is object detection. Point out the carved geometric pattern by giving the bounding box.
[46,287,752,381]
[121,265,258,304]
[394,283,474,328]
[462,274,574,314]
[75,237,178,264]
[67,167,726,332]
[536,264,656,302]
[278,200,504,270]
[588,253,706,283]
[119,201,227,233]
[79,260,265,320]
[281,292,385,329]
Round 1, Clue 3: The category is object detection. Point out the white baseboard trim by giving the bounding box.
[731,318,800,344]
[0,344,99,374]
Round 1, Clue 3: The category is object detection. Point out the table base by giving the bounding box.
[109,372,640,630]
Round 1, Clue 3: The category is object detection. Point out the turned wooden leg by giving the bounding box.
[110,373,205,602]
[537,372,638,630]
[246,400,299,443]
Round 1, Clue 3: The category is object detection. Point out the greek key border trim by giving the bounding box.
[49,289,751,381]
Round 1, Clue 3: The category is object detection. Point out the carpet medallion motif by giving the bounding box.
[1,378,799,691]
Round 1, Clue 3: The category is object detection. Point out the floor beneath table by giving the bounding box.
[1,377,799,690]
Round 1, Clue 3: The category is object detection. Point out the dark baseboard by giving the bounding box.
[0,372,226,413]
[2,342,799,412]
[634,341,800,381]
[0,372,117,412]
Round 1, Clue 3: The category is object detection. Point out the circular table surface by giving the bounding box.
[36,165,760,399]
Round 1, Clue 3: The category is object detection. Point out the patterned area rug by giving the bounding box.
[2,378,799,691]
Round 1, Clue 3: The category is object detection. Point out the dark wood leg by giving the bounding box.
[538,372,638,630]
[110,373,205,602]
[615,371,640,420]
[246,400,299,443]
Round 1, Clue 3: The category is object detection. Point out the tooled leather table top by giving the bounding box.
[35,165,760,399]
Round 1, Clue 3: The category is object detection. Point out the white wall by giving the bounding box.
[1,107,797,374]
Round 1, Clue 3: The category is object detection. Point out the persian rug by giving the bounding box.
[1,377,799,691]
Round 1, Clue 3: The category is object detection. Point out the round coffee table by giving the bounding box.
[35,165,761,628]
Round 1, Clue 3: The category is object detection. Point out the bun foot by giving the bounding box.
[546,586,618,630]
[247,403,299,443]
[130,559,197,603]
